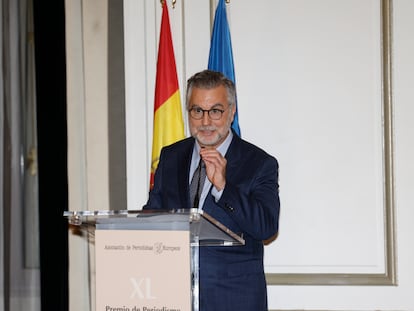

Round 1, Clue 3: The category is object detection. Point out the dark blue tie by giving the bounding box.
[189,160,206,208]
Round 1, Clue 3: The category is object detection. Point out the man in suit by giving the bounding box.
[145,69,280,311]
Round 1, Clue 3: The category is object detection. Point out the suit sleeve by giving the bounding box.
[211,155,280,241]
[143,149,165,210]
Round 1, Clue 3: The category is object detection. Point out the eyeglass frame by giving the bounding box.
[188,105,229,120]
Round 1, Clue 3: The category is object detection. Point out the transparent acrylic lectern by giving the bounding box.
[64,208,244,311]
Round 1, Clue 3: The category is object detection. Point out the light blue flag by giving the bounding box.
[208,0,241,136]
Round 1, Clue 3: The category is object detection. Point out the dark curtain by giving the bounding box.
[32,1,68,310]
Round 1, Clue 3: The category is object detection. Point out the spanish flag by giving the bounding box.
[150,1,184,189]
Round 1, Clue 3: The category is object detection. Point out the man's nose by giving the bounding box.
[201,111,211,124]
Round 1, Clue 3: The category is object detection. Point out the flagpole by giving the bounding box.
[210,0,215,30]
[160,0,177,8]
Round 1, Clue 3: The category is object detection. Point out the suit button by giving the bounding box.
[224,203,234,212]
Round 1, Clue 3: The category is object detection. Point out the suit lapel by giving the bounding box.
[224,133,243,177]
[176,138,195,208]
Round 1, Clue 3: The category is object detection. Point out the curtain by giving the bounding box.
[1,0,40,310]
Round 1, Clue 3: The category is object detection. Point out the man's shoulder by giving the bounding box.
[232,135,278,162]
[233,135,270,154]
[163,136,194,152]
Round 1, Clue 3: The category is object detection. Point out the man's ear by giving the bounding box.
[231,104,237,120]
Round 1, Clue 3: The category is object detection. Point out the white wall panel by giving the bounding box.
[124,0,155,208]
[229,0,387,276]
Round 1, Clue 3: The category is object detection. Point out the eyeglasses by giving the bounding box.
[188,107,226,120]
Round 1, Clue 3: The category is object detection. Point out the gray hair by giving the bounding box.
[186,70,236,109]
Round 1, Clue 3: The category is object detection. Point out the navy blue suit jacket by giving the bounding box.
[145,132,280,311]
